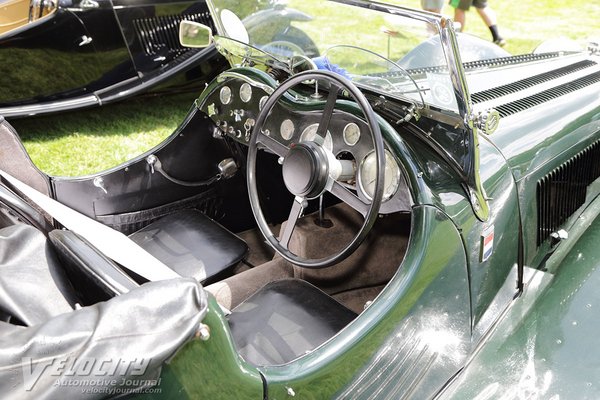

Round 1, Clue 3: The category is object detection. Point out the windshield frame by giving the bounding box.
[336,0,472,120]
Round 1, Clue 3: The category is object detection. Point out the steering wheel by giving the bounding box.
[247,70,385,268]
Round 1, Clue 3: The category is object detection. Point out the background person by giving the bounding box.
[421,0,444,13]
[450,0,506,46]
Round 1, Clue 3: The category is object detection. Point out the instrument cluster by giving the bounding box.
[204,77,270,144]
[202,74,408,213]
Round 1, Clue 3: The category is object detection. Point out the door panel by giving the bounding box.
[51,109,236,234]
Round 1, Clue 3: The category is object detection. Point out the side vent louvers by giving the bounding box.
[133,11,214,57]
[537,140,600,246]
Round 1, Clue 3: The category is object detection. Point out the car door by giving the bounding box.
[0,0,136,112]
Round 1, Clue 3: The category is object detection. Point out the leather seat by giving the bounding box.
[228,279,357,366]
[0,225,77,325]
[129,209,248,284]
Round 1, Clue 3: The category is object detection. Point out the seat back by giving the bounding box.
[0,224,75,326]
[49,229,139,304]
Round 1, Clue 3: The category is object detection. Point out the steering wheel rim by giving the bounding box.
[247,70,385,268]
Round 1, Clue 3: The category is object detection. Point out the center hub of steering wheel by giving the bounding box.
[282,142,329,198]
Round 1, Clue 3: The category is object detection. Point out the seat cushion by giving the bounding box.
[129,209,248,284]
[228,279,357,366]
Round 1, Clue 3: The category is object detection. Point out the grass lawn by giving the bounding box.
[12,0,599,177]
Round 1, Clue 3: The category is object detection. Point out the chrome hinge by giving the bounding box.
[469,108,500,135]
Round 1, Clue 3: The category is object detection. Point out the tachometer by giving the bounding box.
[358,150,400,201]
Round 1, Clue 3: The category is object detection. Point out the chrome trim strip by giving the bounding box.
[217,71,275,94]
[0,95,99,118]
[439,20,471,117]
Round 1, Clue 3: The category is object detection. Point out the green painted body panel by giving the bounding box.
[140,297,264,399]
[486,62,600,266]
[440,194,600,399]
[261,205,470,399]
[386,120,521,333]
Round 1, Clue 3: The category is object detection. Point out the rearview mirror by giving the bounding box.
[179,20,213,48]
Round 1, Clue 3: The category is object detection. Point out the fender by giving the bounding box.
[439,194,600,399]
[243,7,312,30]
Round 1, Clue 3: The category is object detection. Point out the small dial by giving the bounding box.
[280,119,295,140]
[300,123,333,152]
[358,149,401,201]
[259,95,269,110]
[219,86,232,105]
[343,122,361,146]
[240,83,252,103]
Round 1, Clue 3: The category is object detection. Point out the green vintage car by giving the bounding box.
[1,0,599,398]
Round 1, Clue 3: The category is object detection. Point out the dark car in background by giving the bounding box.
[0,0,228,118]
[0,0,316,118]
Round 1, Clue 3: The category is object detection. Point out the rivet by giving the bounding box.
[196,323,210,341]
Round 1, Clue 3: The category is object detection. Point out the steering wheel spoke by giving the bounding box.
[328,180,369,217]
[316,83,340,138]
[279,196,306,249]
[256,130,289,157]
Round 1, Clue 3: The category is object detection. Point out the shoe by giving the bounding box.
[494,38,507,47]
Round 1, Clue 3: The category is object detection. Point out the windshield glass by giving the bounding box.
[208,0,459,113]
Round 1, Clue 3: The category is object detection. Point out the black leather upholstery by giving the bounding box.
[49,230,138,302]
[129,209,248,284]
[228,279,357,366]
[0,225,76,325]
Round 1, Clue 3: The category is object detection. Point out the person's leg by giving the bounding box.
[474,0,505,45]
[452,0,471,32]
[454,8,466,31]
[475,5,497,27]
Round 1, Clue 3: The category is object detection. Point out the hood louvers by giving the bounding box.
[472,60,597,103]
[494,72,600,118]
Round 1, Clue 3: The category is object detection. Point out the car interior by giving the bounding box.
[0,72,414,367]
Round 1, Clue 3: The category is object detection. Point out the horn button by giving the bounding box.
[282,142,329,198]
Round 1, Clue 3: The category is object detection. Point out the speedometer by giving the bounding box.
[358,150,400,201]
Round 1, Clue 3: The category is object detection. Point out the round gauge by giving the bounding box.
[358,150,401,201]
[240,83,252,103]
[219,86,232,105]
[343,122,361,146]
[280,119,295,140]
[259,95,269,110]
[300,123,333,152]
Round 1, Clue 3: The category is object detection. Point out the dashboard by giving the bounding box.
[199,70,410,214]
